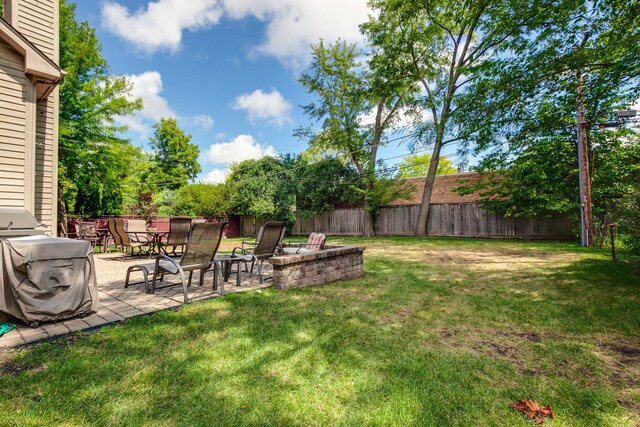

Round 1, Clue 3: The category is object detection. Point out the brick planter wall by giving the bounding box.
[269,245,365,290]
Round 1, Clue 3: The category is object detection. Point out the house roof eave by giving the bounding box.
[0,17,65,93]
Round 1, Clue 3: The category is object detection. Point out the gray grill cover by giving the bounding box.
[0,236,99,323]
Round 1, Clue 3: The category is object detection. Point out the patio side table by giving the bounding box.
[215,254,250,288]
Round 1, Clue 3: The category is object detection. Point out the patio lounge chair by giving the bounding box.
[114,218,151,256]
[241,221,286,252]
[158,217,192,256]
[232,221,286,284]
[107,218,123,252]
[125,219,152,246]
[281,232,327,254]
[124,222,227,303]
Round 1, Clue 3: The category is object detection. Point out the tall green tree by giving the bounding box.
[172,183,229,218]
[225,157,294,221]
[362,0,552,236]
[298,40,413,235]
[286,155,362,216]
[58,0,142,218]
[397,154,457,178]
[146,118,201,191]
[455,0,640,243]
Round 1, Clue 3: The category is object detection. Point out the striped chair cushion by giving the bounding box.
[306,233,326,251]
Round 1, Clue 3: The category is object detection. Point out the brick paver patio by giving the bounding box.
[0,251,272,349]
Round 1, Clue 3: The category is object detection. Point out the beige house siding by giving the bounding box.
[0,37,27,208]
[0,0,61,235]
[16,0,55,60]
[34,96,55,226]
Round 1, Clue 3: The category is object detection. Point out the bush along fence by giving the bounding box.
[243,203,575,240]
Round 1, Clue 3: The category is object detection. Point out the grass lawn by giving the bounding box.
[1,237,639,426]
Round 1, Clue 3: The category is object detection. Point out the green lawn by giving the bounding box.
[1,237,639,426]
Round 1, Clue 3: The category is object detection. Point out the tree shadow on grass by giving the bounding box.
[0,252,638,426]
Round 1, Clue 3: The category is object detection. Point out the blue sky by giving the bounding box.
[73,0,451,183]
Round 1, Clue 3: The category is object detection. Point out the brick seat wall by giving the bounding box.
[269,245,365,290]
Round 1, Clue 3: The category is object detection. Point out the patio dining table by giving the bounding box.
[96,228,109,253]
[127,230,168,257]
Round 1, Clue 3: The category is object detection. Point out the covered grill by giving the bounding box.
[0,208,46,239]
[0,210,99,326]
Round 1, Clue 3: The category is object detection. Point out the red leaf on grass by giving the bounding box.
[511,399,554,424]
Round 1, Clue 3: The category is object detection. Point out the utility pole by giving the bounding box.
[576,71,593,247]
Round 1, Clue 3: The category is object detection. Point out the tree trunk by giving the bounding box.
[362,102,384,238]
[363,181,376,237]
[57,191,67,237]
[363,202,376,237]
[414,138,443,236]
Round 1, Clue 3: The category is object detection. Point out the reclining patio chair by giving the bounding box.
[158,217,192,256]
[241,221,286,252]
[107,218,123,252]
[114,218,151,256]
[125,219,152,246]
[232,221,286,284]
[124,222,227,303]
[281,232,327,254]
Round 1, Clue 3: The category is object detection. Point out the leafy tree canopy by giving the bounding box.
[288,155,362,216]
[225,156,294,221]
[298,39,414,235]
[453,0,640,242]
[397,154,457,178]
[146,118,201,191]
[172,183,230,218]
[58,0,142,217]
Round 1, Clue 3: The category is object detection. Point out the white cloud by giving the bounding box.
[101,0,371,68]
[236,0,371,69]
[202,168,229,184]
[186,114,215,130]
[118,71,214,135]
[204,134,277,165]
[232,89,292,127]
[126,71,175,122]
[201,134,278,183]
[101,0,223,54]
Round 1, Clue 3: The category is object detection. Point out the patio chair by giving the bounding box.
[107,218,123,252]
[232,221,286,284]
[125,219,152,246]
[124,222,227,303]
[241,221,286,252]
[158,217,192,256]
[58,222,76,238]
[76,221,102,252]
[114,218,151,256]
[281,232,327,254]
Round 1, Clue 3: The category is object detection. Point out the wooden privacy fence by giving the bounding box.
[244,203,575,239]
[377,204,574,239]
